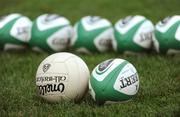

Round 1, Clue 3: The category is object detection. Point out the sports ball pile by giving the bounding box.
[0,13,180,54]
[1,13,179,105]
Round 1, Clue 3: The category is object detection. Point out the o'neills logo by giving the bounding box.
[43,64,51,73]
[98,59,114,72]
[37,83,65,95]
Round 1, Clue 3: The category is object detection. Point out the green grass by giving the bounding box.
[0,0,180,116]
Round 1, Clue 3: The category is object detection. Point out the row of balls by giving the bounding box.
[0,13,180,54]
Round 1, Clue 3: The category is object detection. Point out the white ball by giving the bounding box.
[36,52,90,102]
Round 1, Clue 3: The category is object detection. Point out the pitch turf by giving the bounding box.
[0,0,180,116]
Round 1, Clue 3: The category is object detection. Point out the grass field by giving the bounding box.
[0,0,180,116]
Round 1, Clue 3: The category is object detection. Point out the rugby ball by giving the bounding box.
[89,58,139,104]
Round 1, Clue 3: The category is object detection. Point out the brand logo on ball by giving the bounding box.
[38,83,65,95]
[119,16,133,27]
[98,38,111,47]
[159,16,171,27]
[52,38,68,45]
[119,73,138,89]
[17,26,29,35]
[43,63,51,73]
[87,16,101,25]
[42,14,60,24]
[97,59,114,74]
[139,31,153,42]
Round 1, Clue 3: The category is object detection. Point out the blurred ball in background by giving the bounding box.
[29,14,73,53]
[71,16,113,54]
[153,15,180,54]
[112,15,154,54]
[0,13,32,50]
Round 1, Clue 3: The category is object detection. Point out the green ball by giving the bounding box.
[71,16,113,54]
[112,15,154,54]
[89,59,139,104]
[29,14,73,53]
[0,13,32,50]
[153,15,180,54]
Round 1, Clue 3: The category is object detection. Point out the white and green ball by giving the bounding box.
[0,13,32,50]
[71,16,113,54]
[89,59,139,104]
[153,15,180,54]
[29,14,73,53]
[112,15,154,54]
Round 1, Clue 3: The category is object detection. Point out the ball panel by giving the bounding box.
[93,28,113,52]
[0,13,21,29]
[133,20,154,49]
[10,16,32,42]
[155,16,180,33]
[92,59,125,82]
[52,52,75,63]
[47,26,72,51]
[64,57,80,100]
[36,14,70,31]
[113,20,146,53]
[81,16,111,31]
[113,63,139,95]
[74,56,90,100]
[114,15,145,35]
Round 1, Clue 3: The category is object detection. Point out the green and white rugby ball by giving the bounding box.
[71,16,113,54]
[89,59,139,104]
[0,13,32,50]
[112,15,154,54]
[153,15,180,54]
[29,14,73,53]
